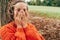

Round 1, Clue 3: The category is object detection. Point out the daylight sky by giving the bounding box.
[25,0,44,2]
[25,0,31,2]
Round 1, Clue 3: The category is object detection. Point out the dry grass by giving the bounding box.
[30,12,60,40]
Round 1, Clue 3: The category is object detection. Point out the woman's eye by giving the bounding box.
[18,9,20,12]
[23,9,25,11]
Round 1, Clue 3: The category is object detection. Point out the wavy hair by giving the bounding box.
[8,0,28,23]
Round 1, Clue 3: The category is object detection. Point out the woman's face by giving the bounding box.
[14,2,28,21]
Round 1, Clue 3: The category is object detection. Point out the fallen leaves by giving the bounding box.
[30,16,60,40]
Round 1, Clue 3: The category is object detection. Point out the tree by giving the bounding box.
[52,0,60,7]
[0,0,1,26]
[36,0,41,5]
[1,0,9,26]
[43,0,60,6]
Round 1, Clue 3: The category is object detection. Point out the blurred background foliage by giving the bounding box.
[28,0,60,7]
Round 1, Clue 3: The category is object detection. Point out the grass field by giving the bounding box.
[28,6,60,19]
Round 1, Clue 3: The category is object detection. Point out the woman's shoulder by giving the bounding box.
[0,22,13,29]
[0,22,11,31]
[0,21,16,34]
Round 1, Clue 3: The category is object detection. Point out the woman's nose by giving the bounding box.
[20,10,24,13]
[19,10,25,16]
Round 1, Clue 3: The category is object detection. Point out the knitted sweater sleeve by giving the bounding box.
[0,23,26,40]
[23,23,45,40]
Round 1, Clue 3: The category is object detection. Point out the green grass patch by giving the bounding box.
[28,6,60,19]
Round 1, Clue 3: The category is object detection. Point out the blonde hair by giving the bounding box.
[8,0,28,23]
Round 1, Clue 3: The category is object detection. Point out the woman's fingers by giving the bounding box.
[15,11,27,25]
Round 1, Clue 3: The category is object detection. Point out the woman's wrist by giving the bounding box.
[17,25,22,28]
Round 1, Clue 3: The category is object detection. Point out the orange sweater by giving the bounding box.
[0,22,45,40]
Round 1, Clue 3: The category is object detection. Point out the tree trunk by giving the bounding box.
[1,0,8,26]
[0,0,1,27]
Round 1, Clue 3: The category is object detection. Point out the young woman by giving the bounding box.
[0,1,45,40]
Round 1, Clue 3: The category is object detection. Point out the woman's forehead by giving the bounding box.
[14,2,27,9]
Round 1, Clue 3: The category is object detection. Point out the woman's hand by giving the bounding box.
[14,10,28,28]
[14,12,22,28]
